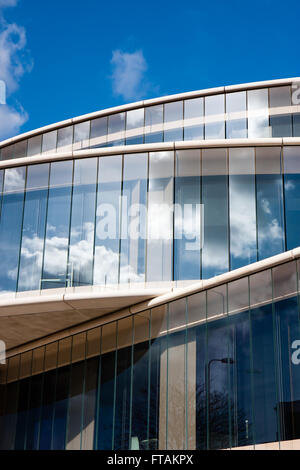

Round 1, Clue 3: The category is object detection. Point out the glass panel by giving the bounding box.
[66,359,85,449]
[25,373,43,449]
[42,160,73,289]
[273,261,297,301]
[114,317,133,450]
[42,131,57,154]
[250,302,278,444]
[90,117,107,148]
[120,153,147,284]
[247,88,270,138]
[205,286,231,449]
[19,350,32,380]
[82,357,98,449]
[205,94,225,139]
[164,101,183,123]
[207,284,227,321]
[256,147,285,260]
[126,108,144,145]
[144,105,163,143]
[270,86,291,107]
[18,163,49,291]
[14,140,27,159]
[126,108,144,130]
[94,155,122,285]
[293,114,300,137]
[174,150,201,280]
[0,145,14,160]
[73,121,90,150]
[164,128,183,142]
[150,305,167,449]
[107,113,125,145]
[0,377,19,449]
[32,347,45,375]
[283,147,300,250]
[57,126,73,153]
[147,151,174,282]
[57,337,72,367]
[269,87,292,138]
[68,158,97,287]
[228,309,253,448]
[0,167,26,293]
[202,149,228,279]
[131,313,151,450]
[39,343,58,449]
[249,269,272,308]
[167,299,188,449]
[96,322,117,449]
[71,332,86,364]
[14,377,30,449]
[188,291,206,327]
[228,277,249,315]
[86,327,101,359]
[27,135,42,156]
[226,91,247,139]
[52,365,69,449]
[184,97,204,140]
[164,101,183,142]
[229,148,256,270]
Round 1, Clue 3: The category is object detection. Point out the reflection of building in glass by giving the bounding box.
[1,78,300,450]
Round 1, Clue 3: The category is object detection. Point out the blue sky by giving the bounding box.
[0,0,299,139]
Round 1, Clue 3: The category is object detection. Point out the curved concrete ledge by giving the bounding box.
[0,137,297,169]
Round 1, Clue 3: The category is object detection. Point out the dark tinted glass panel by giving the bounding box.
[39,370,56,449]
[25,374,43,450]
[293,114,300,137]
[251,304,278,444]
[96,350,116,449]
[52,366,69,450]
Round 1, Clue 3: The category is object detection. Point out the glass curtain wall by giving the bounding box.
[3,84,300,161]
[0,147,299,293]
[1,260,300,449]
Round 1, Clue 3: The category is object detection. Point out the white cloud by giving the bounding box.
[0,1,18,8]
[0,1,32,140]
[0,103,27,140]
[110,49,149,101]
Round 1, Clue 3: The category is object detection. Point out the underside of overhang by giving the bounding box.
[0,288,169,351]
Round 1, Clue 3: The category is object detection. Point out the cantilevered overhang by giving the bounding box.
[0,287,170,350]
[2,247,300,357]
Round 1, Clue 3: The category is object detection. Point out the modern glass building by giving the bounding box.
[1,77,300,449]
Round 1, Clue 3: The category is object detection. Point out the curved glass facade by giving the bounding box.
[2,79,300,452]
[0,146,299,293]
[0,258,300,449]
[1,83,300,161]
